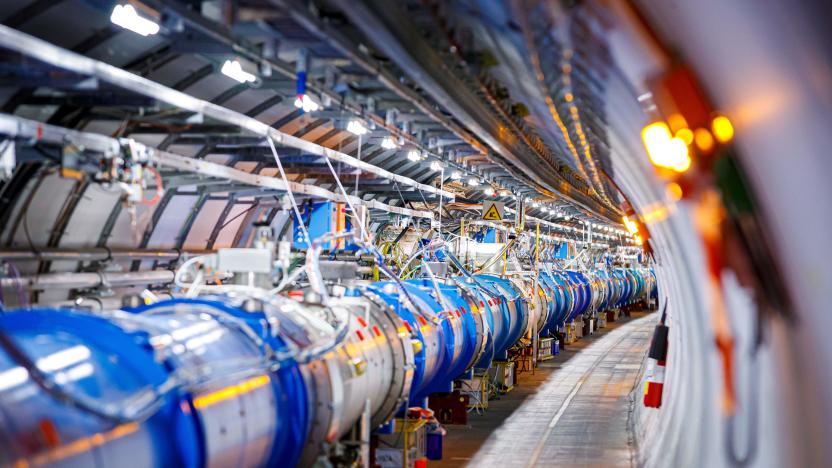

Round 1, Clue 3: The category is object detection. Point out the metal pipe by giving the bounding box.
[0,114,436,221]
[0,248,210,261]
[0,271,175,290]
[43,292,176,311]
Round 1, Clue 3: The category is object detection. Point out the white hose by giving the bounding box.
[266,137,311,251]
[174,255,210,290]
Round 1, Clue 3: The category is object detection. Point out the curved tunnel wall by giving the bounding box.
[604,0,831,465]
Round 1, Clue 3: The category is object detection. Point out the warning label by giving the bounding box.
[482,200,504,221]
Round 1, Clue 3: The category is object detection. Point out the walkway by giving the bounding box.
[435,311,657,467]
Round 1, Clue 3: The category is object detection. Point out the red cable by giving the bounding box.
[140,166,163,206]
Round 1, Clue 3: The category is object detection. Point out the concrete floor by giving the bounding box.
[435,311,657,468]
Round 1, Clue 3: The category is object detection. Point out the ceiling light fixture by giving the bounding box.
[293,94,319,113]
[221,59,257,83]
[110,3,159,36]
[406,150,421,162]
[346,119,369,136]
[380,137,398,150]
[450,171,462,180]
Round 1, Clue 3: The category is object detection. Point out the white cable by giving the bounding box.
[174,255,210,289]
[321,156,370,242]
[269,266,306,295]
[186,270,204,298]
[267,137,311,248]
[421,258,454,313]
[354,134,362,195]
[280,145,427,313]
[438,167,444,239]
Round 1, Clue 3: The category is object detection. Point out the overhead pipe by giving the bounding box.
[0,114,435,221]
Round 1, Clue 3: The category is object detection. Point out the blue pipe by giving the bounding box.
[0,266,656,467]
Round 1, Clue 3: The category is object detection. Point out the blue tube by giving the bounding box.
[128,297,311,467]
[0,264,657,467]
[0,309,186,467]
[474,275,527,358]
[363,282,433,401]
[0,306,274,468]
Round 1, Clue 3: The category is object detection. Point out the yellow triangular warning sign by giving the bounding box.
[483,203,503,221]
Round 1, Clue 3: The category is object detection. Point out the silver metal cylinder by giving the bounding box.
[0,270,175,289]
[0,248,209,261]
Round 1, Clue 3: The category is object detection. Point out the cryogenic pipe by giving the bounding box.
[0,292,414,467]
[0,270,175,290]
[0,248,209,261]
[0,265,656,467]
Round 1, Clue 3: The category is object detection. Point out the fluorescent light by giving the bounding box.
[483,187,495,196]
[450,171,462,180]
[429,161,443,171]
[532,202,540,208]
[346,120,369,136]
[293,94,319,113]
[499,189,510,197]
[468,178,480,187]
[221,59,257,83]
[407,150,421,162]
[111,4,159,36]
[381,137,398,150]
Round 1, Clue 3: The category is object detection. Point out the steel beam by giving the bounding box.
[0,113,436,220]
[0,25,454,201]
